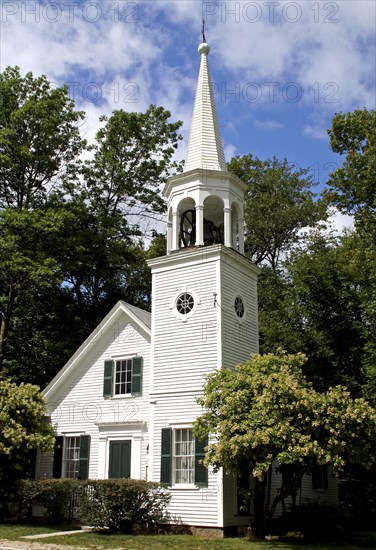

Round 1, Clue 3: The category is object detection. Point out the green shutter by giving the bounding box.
[160,428,172,485]
[195,437,208,486]
[78,435,90,480]
[131,356,143,396]
[52,436,63,478]
[103,360,114,398]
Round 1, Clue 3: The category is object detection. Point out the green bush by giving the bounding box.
[77,479,171,533]
[18,479,82,524]
[18,478,171,532]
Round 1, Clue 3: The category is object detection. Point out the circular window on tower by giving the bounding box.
[234,296,245,319]
[176,292,195,315]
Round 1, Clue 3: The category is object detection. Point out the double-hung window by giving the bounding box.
[160,427,207,487]
[64,436,80,478]
[52,435,90,480]
[103,357,143,397]
[174,428,195,484]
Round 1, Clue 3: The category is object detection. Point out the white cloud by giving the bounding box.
[303,125,328,140]
[206,0,375,112]
[224,142,237,161]
[254,119,284,130]
[1,0,374,189]
[327,209,354,235]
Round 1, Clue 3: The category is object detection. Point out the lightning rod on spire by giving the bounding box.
[202,18,206,43]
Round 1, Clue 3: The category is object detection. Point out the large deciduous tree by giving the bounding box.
[325,108,376,403]
[277,234,365,395]
[0,208,65,370]
[0,66,85,209]
[194,351,376,537]
[81,105,182,224]
[228,155,327,270]
[59,105,182,326]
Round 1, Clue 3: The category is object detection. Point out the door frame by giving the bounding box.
[97,423,144,480]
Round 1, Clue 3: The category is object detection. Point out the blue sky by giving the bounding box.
[1,0,375,232]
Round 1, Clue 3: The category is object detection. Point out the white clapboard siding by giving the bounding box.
[39,310,151,481]
[152,257,219,394]
[221,255,259,370]
[151,393,221,527]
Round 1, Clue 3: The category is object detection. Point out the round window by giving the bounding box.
[234,296,245,318]
[176,292,195,315]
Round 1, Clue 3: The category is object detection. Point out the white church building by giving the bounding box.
[37,41,337,535]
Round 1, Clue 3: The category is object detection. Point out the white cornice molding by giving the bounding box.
[147,244,260,277]
[164,168,247,198]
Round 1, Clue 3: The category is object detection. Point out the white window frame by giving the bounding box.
[63,435,80,479]
[114,358,133,396]
[170,287,200,322]
[173,428,195,486]
[232,293,247,322]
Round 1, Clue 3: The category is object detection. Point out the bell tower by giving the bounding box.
[147,39,259,532]
[165,42,246,255]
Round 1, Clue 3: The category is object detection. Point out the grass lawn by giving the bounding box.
[1,524,376,550]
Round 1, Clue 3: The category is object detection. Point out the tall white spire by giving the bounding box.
[184,43,226,172]
[164,40,246,256]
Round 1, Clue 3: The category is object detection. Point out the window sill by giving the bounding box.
[170,484,201,491]
[106,394,140,399]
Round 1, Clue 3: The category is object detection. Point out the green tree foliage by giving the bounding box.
[81,106,182,220]
[228,154,327,270]
[261,234,366,395]
[194,351,376,536]
[53,106,181,338]
[0,66,85,209]
[0,380,54,519]
[326,109,376,228]
[325,108,376,402]
[0,208,65,369]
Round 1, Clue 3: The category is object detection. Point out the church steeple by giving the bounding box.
[184,42,226,173]
[164,40,246,256]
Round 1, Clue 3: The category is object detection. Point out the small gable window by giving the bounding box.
[103,357,143,398]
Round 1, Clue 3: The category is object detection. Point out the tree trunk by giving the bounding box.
[251,477,268,538]
[0,285,17,369]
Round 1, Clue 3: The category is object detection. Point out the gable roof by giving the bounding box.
[44,301,151,399]
[120,300,151,329]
